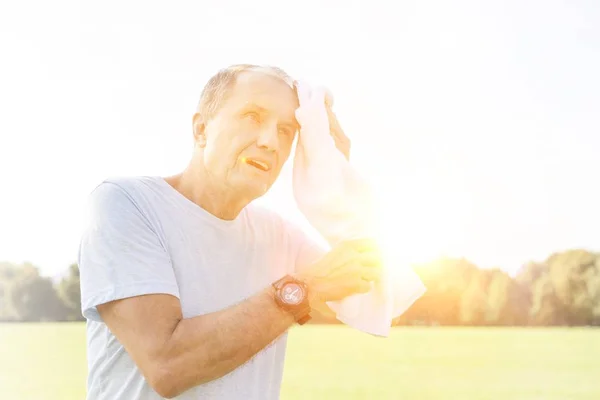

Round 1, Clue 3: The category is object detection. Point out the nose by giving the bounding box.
[256,124,279,152]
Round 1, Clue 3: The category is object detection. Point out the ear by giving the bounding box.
[192,113,207,148]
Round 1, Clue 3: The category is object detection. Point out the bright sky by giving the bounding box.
[1,0,599,277]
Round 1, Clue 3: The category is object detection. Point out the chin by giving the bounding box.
[238,180,273,200]
[252,182,273,198]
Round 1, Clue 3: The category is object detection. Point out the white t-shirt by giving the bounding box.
[78,176,324,400]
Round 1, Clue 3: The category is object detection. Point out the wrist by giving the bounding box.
[265,286,295,322]
[272,275,312,325]
[293,271,322,305]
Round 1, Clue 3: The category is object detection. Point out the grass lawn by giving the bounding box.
[1,323,598,399]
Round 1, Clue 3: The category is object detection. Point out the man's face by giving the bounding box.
[194,71,299,199]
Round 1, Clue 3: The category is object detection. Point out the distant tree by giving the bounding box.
[546,249,599,326]
[0,263,19,320]
[56,263,84,321]
[529,273,568,325]
[515,261,547,287]
[484,269,528,326]
[0,262,35,321]
[591,273,600,326]
[2,246,599,326]
[8,265,65,322]
[401,257,479,325]
[0,262,20,280]
[459,271,490,325]
[515,261,547,325]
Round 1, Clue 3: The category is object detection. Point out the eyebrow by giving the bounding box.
[244,103,268,113]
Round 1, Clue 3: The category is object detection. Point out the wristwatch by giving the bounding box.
[272,275,312,325]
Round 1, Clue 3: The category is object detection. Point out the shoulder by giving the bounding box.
[90,175,159,198]
[88,175,162,204]
[86,176,162,221]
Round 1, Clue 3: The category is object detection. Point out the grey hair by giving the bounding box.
[196,64,294,121]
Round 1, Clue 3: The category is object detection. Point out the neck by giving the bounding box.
[166,162,250,221]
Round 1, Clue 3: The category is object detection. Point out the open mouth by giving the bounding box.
[242,157,271,172]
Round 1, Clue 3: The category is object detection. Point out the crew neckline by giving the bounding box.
[150,175,247,227]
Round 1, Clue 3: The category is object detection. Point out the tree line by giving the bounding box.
[0,262,83,322]
[1,248,599,325]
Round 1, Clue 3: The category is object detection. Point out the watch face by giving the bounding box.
[281,282,305,305]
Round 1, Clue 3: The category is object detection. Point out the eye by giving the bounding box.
[278,125,295,136]
[245,111,261,123]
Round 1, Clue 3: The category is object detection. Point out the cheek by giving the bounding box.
[278,136,294,157]
[203,127,252,167]
[220,120,257,148]
[202,135,231,171]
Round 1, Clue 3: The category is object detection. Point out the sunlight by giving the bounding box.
[372,181,469,269]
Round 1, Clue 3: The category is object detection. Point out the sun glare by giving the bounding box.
[372,183,468,269]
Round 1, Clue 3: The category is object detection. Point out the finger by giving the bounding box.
[360,266,382,283]
[326,244,376,272]
[336,261,381,282]
[326,260,363,279]
[327,253,382,281]
[321,289,351,302]
[338,238,380,253]
[327,242,365,267]
[359,251,384,268]
[356,280,372,293]
[331,261,381,286]
[341,279,372,297]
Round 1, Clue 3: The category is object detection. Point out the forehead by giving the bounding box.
[225,71,299,113]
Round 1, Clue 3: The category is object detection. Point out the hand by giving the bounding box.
[295,239,383,308]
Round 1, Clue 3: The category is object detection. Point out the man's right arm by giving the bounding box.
[97,238,381,399]
[97,286,295,399]
[81,182,380,398]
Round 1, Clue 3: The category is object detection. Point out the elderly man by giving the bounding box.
[78,64,382,399]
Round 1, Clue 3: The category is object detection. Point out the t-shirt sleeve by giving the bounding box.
[78,182,179,322]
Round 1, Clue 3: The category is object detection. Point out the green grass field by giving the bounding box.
[0,324,599,399]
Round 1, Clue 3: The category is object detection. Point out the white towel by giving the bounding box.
[292,81,426,337]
